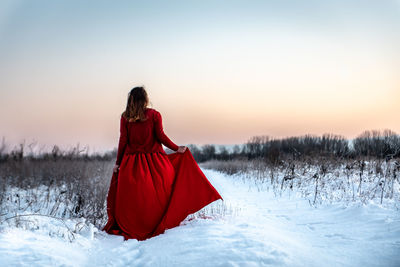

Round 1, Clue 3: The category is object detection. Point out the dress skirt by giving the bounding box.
[102,148,223,241]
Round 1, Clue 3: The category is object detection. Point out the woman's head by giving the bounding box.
[123,86,149,122]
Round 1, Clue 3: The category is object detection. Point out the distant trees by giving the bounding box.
[242,133,350,163]
[190,130,400,163]
[1,129,399,164]
[353,130,400,159]
[202,144,216,160]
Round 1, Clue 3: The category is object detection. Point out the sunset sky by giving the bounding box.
[1,0,399,153]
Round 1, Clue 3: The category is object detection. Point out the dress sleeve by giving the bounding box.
[116,115,128,165]
[154,111,179,151]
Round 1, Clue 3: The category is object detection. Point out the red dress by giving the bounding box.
[102,108,223,241]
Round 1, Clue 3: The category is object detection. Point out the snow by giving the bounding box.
[1,169,399,267]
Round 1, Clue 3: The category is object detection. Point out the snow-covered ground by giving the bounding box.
[1,169,399,267]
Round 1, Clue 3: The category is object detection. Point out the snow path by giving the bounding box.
[1,169,399,266]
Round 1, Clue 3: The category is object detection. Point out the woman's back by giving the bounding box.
[103,86,222,241]
[115,108,179,165]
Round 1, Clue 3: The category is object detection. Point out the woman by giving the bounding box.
[102,86,222,241]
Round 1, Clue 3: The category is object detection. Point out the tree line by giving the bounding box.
[188,129,400,163]
[1,129,399,163]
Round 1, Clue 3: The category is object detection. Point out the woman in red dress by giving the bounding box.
[102,86,222,241]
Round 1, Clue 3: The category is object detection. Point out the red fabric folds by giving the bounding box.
[102,149,223,241]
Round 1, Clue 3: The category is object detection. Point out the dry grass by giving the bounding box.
[1,158,113,229]
[201,158,400,208]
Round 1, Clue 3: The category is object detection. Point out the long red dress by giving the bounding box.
[102,108,223,241]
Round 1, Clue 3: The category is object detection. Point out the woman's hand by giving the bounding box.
[113,164,120,173]
[177,146,187,153]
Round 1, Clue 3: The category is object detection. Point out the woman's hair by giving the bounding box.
[123,86,149,122]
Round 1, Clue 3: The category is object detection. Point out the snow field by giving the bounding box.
[1,169,399,266]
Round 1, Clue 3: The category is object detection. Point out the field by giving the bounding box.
[1,135,400,266]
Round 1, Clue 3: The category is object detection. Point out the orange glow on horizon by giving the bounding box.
[1,1,399,151]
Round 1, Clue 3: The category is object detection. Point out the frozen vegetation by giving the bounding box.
[1,131,399,266]
[1,166,399,266]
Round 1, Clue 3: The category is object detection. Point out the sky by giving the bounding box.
[0,0,399,153]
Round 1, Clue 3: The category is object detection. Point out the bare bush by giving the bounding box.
[0,141,115,229]
[202,157,400,208]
